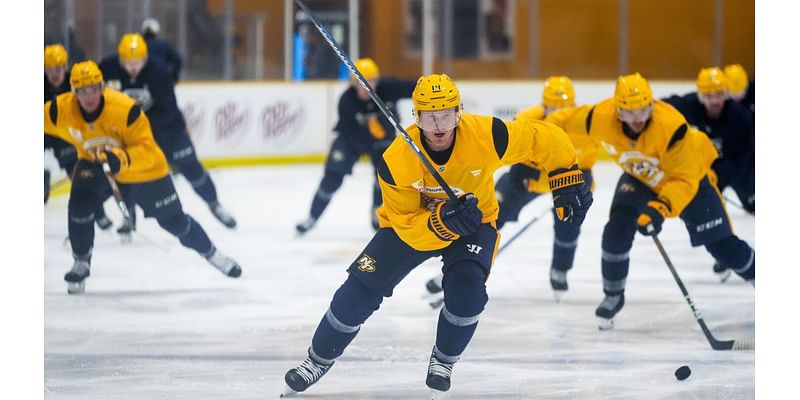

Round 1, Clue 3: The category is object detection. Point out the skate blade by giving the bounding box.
[552,290,566,303]
[119,232,133,244]
[716,270,732,283]
[67,281,86,295]
[279,385,297,398]
[597,317,615,331]
[428,297,444,309]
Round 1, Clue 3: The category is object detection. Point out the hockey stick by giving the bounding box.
[723,195,754,215]
[497,208,552,254]
[101,162,133,227]
[293,0,457,201]
[425,208,552,308]
[100,161,170,253]
[651,233,753,350]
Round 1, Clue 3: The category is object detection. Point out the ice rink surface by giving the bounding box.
[44,161,755,399]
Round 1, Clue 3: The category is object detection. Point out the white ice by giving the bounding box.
[44,161,755,399]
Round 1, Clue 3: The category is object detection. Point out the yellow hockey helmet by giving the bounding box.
[118,33,149,61]
[354,57,380,80]
[723,64,749,93]
[696,67,728,94]
[542,76,575,108]
[412,74,461,112]
[70,60,104,90]
[614,72,653,110]
[44,44,68,68]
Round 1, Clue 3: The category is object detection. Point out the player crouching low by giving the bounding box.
[44,61,242,294]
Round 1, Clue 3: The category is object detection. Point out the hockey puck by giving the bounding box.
[674,365,691,381]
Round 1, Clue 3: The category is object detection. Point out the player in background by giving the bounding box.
[100,33,237,233]
[280,74,592,398]
[141,18,183,83]
[723,64,754,116]
[44,61,242,294]
[424,76,600,303]
[663,67,755,282]
[545,72,755,329]
[44,44,114,229]
[295,58,417,234]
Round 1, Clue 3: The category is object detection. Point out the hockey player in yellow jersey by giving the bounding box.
[424,76,600,303]
[546,72,755,329]
[281,74,592,397]
[44,61,242,294]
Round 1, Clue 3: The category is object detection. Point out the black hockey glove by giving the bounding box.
[636,199,671,236]
[428,194,483,241]
[548,165,593,225]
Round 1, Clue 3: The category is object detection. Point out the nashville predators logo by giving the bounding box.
[357,254,377,272]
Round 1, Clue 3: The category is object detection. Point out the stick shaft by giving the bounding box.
[293,0,457,200]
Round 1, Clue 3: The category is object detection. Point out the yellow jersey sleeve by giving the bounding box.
[657,127,719,216]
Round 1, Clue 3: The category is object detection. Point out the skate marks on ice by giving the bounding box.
[44,163,754,399]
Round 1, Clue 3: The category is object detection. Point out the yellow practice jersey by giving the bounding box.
[551,98,717,216]
[44,88,170,183]
[514,104,546,121]
[519,104,601,193]
[376,113,578,251]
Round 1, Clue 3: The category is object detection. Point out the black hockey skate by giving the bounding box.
[64,257,91,295]
[713,262,731,283]
[295,216,317,235]
[206,249,242,278]
[281,354,334,397]
[595,293,625,330]
[550,268,568,303]
[117,210,136,243]
[95,213,113,231]
[426,346,456,398]
[209,201,237,229]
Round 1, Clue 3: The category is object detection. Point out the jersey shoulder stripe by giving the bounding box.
[667,123,688,150]
[377,155,395,186]
[491,117,509,159]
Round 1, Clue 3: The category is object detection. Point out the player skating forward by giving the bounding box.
[295,58,417,234]
[425,76,601,304]
[281,74,592,398]
[546,72,755,329]
[100,33,237,232]
[44,61,242,294]
[663,67,755,282]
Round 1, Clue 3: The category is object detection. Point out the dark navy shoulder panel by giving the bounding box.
[492,117,509,159]
[667,123,688,150]
[127,105,142,127]
[377,155,395,186]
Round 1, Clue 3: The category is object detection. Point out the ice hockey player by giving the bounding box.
[44,44,114,229]
[546,72,755,330]
[281,74,592,398]
[723,63,754,116]
[425,76,600,304]
[295,58,417,234]
[141,18,183,83]
[663,67,755,281]
[663,67,754,215]
[44,61,242,294]
[100,33,237,232]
